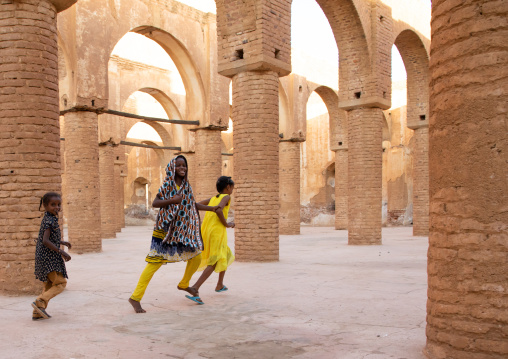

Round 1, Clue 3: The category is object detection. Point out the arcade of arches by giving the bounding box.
[0,0,506,358]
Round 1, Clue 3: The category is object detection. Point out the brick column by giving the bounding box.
[192,128,223,200]
[279,139,302,235]
[347,108,383,245]
[63,111,101,253]
[334,149,348,229]
[113,158,126,232]
[0,0,75,294]
[412,127,429,236]
[232,71,279,261]
[99,142,116,239]
[425,1,508,358]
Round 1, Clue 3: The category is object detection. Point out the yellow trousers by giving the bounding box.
[130,253,201,302]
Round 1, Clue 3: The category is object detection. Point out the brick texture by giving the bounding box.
[425,1,508,358]
[279,140,301,235]
[334,149,348,229]
[0,0,61,294]
[412,127,429,236]
[216,0,291,77]
[99,143,116,239]
[114,145,126,232]
[63,111,101,253]
[347,108,383,245]
[193,129,222,201]
[232,71,279,261]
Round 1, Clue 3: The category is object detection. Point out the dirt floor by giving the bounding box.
[0,226,428,359]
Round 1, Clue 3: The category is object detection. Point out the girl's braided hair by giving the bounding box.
[216,176,234,198]
[39,192,61,210]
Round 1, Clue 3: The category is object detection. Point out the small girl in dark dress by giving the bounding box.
[32,192,71,320]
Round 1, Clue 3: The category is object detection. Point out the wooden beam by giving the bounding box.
[105,109,199,125]
[120,141,181,151]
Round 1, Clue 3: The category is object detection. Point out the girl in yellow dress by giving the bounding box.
[188,176,235,303]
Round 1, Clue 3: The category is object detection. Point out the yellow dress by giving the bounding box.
[198,194,235,272]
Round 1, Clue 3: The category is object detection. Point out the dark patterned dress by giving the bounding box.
[34,212,67,282]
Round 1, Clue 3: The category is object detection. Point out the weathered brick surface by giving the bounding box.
[0,0,61,294]
[63,111,101,253]
[279,140,301,235]
[232,71,279,261]
[412,127,429,236]
[113,144,126,231]
[99,143,116,239]
[425,1,508,358]
[395,29,429,130]
[347,108,383,245]
[193,129,222,201]
[216,0,291,77]
[334,149,348,230]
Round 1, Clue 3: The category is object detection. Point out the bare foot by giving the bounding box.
[177,285,198,297]
[128,298,146,313]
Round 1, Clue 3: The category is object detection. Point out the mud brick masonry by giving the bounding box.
[0,1,506,357]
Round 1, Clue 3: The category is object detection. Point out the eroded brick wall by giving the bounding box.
[425,1,508,357]
[279,140,301,235]
[99,143,116,239]
[412,127,428,236]
[232,71,279,261]
[193,129,222,201]
[348,108,383,245]
[63,111,101,253]
[334,149,348,229]
[0,0,60,293]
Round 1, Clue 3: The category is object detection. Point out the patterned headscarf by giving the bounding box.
[155,155,203,252]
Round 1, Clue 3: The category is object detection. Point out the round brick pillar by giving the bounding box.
[347,108,383,245]
[99,143,116,239]
[193,128,222,200]
[232,71,279,261]
[412,127,429,236]
[63,111,101,253]
[0,0,61,294]
[113,147,126,232]
[425,1,508,358]
[279,140,302,235]
[334,149,348,230]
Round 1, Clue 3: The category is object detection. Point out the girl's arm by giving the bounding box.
[215,195,233,228]
[152,193,182,208]
[215,207,234,228]
[196,198,219,212]
[42,229,71,261]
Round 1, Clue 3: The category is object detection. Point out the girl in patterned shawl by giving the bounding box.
[129,155,218,313]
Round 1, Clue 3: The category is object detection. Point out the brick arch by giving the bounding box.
[121,91,173,149]
[314,0,371,101]
[111,26,206,125]
[279,81,290,136]
[382,112,390,142]
[140,140,166,167]
[306,85,342,148]
[393,29,429,129]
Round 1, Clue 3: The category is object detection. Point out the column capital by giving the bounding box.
[49,0,78,13]
[99,138,119,147]
[407,122,429,130]
[339,96,391,111]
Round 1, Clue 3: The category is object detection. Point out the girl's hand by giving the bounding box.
[61,241,72,249]
[172,194,183,204]
[227,222,235,228]
[60,250,71,262]
[213,206,222,213]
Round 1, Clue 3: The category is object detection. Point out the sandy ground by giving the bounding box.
[0,226,428,359]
